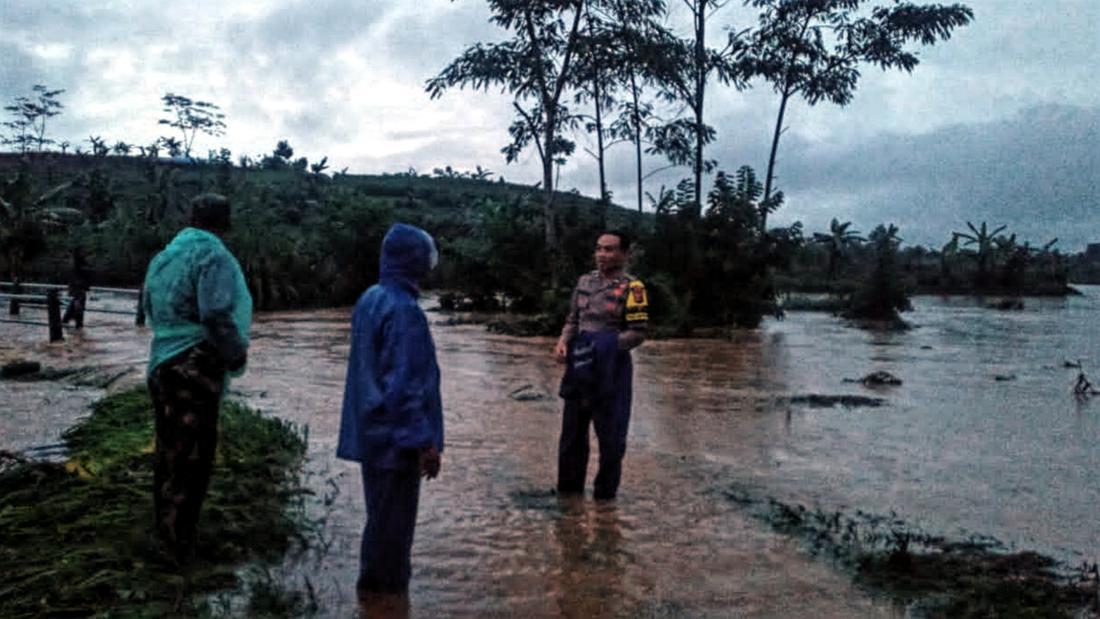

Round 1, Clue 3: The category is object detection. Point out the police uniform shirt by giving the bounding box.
[561,271,648,350]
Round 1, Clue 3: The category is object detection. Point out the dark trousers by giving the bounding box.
[359,464,422,593]
[557,358,633,500]
[61,290,85,328]
[148,344,225,559]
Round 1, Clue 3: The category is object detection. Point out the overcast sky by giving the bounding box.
[1,0,1097,248]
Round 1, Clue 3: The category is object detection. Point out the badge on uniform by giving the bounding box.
[625,280,648,322]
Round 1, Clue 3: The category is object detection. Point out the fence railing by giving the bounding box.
[0,281,144,342]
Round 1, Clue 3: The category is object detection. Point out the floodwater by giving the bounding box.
[3,287,1099,617]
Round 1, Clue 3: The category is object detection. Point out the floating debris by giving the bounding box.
[994,374,1017,382]
[1073,369,1100,398]
[843,370,903,386]
[0,362,136,388]
[508,384,548,401]
[777,394,886,409]
[0,359,41,378]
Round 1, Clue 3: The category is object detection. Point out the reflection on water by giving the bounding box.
[550,497,627,618]
[4,288,1100,616]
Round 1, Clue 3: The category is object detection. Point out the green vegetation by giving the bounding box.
[723,489,1098,618]
[0,389,314,618]
[0,151,1083,335]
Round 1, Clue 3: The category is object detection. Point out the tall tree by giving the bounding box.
[1,112,32,154]
[427,0,590,261]
[575,6,615,207]
[3,85,65,154]
[158,93,226,158]
[573,0,671,212]
[649,0,747,215]
[744,0,973,231]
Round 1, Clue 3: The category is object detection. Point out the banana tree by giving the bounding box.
[954,221,1006,288]
[812,218,864,281]
[0,172,81,283]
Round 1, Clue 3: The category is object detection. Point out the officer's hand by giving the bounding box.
[554,338,567,363]
[419,446,441,480]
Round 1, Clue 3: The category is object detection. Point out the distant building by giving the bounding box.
[1086,243,1100,260]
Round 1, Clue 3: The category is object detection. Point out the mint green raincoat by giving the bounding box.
[142,227,252,379]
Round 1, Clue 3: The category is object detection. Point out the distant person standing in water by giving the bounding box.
[61,247,91,328]
[142,193,252,562]
[337,223,444,603]
[554,230,648,501]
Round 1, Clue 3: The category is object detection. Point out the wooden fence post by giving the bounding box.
[47,290,64,342]
[135,285,146,326]
[8,280,20,316]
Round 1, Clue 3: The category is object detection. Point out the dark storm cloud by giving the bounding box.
[235,0,494,100]
[560,103,1099,249]
[770,104,1100,249]
[376,2,500,74]
[0,41,45,94]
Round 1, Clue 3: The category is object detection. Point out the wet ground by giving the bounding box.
[3,288,1099,617]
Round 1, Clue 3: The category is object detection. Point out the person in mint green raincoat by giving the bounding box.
[337,223,444,598]
[142,193,252,561]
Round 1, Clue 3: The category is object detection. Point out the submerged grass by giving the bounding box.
[0,388,313,618]
[722,488,1098,618]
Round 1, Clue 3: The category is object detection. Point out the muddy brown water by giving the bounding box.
[3,288,1099,617]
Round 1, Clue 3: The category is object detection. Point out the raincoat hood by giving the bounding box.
[379,223,437,291]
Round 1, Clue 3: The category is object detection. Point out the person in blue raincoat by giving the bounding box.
[337,223,444,598]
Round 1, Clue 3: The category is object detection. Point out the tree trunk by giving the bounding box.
[594,78,608,206]
[542,107,559,288]
[630,73,643,214]
[692,3,706,216]
[763,91,790,233]
[542,110,558,247]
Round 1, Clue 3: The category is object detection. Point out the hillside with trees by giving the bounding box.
[2,1,1083,333]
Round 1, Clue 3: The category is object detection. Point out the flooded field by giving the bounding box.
[3,287,1098,617]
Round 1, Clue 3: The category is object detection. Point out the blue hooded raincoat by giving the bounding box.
[336,223,444,470]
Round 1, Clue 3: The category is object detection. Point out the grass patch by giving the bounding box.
[721,488,1098,618]
[0,388,315,618]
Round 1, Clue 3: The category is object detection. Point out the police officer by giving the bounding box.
[554,230,648,500]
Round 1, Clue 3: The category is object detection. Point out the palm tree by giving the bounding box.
[158,136,182,158]
[813,218,864,281]
[86,135,108,157]
[954,221,1007,288]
